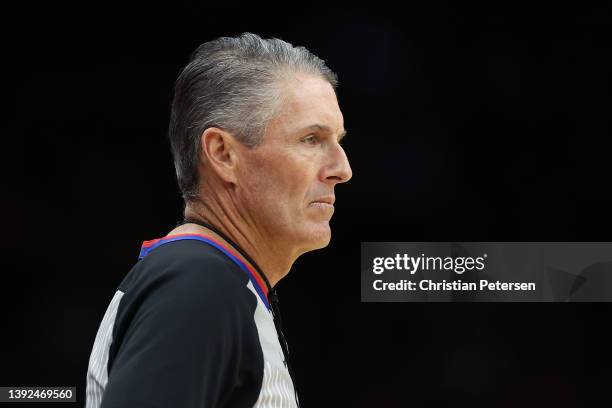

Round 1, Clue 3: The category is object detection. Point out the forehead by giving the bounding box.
[269,73,344,137]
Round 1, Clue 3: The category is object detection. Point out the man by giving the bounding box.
[86,32,352,408]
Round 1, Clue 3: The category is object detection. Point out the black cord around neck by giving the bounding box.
[181,217,274,293]
[179,218,300,407]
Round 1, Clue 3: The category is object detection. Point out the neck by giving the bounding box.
[178,196,295,288]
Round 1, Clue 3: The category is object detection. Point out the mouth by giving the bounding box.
[309,202,334,209]
[308,196,336,211]
[310,196,335,205]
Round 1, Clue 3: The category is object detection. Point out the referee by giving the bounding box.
[86,33,352,407]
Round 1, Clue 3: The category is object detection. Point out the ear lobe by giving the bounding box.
[200,127,238,184]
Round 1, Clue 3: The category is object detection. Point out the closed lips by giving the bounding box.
[310,196,335,205]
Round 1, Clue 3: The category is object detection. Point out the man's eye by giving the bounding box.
[302,135,318,145]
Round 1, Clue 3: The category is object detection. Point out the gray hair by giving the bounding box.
[168,32,339,202]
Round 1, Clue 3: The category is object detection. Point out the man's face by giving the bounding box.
[235,73,352,254]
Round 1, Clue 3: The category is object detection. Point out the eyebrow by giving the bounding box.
[303,124,347,141]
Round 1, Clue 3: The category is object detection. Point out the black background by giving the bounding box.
[4,3,612,407]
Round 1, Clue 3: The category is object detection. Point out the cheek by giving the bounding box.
[242,151,316,210]
[265,155,311,188]
[282,160,316,202]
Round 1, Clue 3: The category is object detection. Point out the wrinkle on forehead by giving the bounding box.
[269,73,344,139]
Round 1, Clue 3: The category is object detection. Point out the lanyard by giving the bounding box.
[180,218,300,407]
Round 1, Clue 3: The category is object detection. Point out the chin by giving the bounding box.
[299,222,332,252]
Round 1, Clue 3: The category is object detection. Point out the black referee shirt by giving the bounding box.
[86,234,298,408]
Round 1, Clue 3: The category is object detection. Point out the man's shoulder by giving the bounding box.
[119,238,251,304]
[103,238,264,401]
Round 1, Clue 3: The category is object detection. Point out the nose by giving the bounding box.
[323,142,353,185]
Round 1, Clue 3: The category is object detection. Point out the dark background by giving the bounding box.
[4,3,611,407]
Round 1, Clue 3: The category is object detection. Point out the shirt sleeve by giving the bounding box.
[100,253,263,408]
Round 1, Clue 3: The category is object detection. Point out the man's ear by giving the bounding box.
[199,127,239,184]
